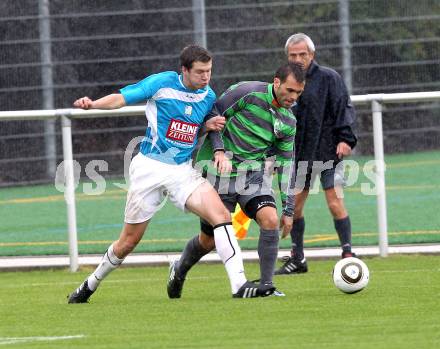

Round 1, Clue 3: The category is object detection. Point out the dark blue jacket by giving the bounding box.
[292,60,357,165]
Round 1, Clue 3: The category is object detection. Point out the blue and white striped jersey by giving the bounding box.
[120,71,216,164]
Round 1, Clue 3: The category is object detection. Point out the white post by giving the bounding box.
[338,0,352,93]
[61,114,79,271]
[38,0,57,177]
[371,100,389,257]
[192,0,207,48]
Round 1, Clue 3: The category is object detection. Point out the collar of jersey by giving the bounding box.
[268,83,282,109]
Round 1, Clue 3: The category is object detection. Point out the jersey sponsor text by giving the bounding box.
[166,119,199,143]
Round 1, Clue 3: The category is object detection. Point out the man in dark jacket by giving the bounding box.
[275,33,357,275]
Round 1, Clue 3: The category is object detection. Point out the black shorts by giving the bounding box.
[200,170,277,236]
[295,161,346,191]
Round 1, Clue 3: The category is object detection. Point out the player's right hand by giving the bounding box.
[213,150,232,174]
[73,96,94,110]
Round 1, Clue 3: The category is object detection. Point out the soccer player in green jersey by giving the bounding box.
[168,62,305,298]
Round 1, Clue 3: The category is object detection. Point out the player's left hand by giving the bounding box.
[213,150,232,174]
[205,115,226,132]
[336,142,352,159]
[280,214,293,239]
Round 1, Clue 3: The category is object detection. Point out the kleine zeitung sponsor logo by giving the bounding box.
[166,119,199,143]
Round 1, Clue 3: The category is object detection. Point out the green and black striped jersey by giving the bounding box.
[197,81,296,215]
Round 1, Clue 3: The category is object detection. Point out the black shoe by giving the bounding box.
[67,280,94,304]
[271,288,286,297]
[249,279,285,297]
[274,256,308,275]
[167,260,185,299]
[342,251,357,258]
[232,281,275,298]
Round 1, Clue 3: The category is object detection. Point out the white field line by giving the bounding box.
[0,335,84,345]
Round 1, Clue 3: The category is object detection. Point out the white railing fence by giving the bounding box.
[1,91,440,271]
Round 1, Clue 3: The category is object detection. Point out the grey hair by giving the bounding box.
[284,33,315,55]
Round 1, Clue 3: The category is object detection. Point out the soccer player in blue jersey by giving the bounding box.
[67,45,275,303]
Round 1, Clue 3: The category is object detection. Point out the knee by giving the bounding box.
[211,206,232,225]
[258,212,279,230]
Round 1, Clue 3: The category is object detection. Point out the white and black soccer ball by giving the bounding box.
[332,257,369,294]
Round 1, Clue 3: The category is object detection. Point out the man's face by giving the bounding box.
[182,60,212,90]
[286,40,314,70]
[273,74,305,109]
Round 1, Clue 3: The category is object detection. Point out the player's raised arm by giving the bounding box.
[73,93,126,110]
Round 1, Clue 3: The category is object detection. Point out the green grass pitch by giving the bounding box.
[1,255,439,348]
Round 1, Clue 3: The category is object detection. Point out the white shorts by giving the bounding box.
[124,153,206,224]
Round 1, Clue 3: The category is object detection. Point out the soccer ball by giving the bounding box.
[332,257,369,294]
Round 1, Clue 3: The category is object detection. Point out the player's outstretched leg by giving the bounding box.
[68,222,147,303]
[67,243,124,304]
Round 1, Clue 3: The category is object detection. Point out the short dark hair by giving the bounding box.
[274,62,306,84]
[180,45,212,70]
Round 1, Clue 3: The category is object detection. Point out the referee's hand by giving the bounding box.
[73,96,94,110]
[336,141,352,159]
